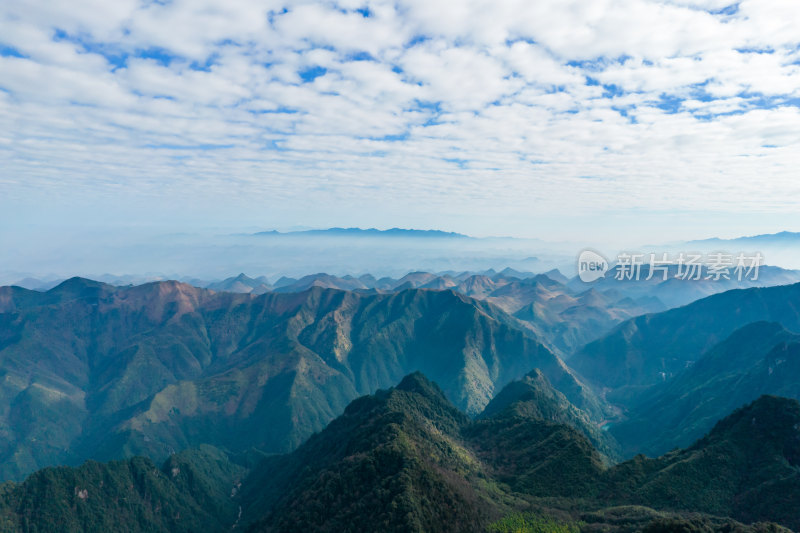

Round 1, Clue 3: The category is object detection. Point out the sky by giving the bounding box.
[2,0,800,257]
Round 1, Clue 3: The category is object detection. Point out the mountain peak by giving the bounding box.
[703,395,800,454]
[50,276,109,292]
[478,369,553,420]
[393,372,466,418]
[395,371,443,397]
[46,277,114,301]
[478,368,621,461]
[543,268,569,284]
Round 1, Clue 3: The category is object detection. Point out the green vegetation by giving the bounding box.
[479,369,621,462]
[0,374,797,531]
[571,282,800,393]
[3,275,800,532]
[241,373,499,532]
[238,375,800,532]
[0,278,597,481]
[0,446,244,532]
[578,506,791,533]
[611,321,800,456]
[569,283,800,461]
[488,512,581,533]
[599,396,800,530]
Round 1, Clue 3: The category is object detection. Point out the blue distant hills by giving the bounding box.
[252,227,470,238]
[688,231,800,246]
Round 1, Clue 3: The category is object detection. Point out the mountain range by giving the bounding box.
[0,277,602,481]
[687,230,800,246]
[2,268,800,530]
[569,281,800,463]
[1,373,797,531]
[570,282,800,394]
[18,263,800,360]
[606,319,800,455]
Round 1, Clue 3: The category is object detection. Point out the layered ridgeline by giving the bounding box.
[16,269,664,357]
[0,278,600,481]
[1,374,796,532]
[571,282,800,396]
[182,263,800,355]
[16,264,800,360]
[611,321,800,456]
[569,282,800,458]
[486,275,661,357]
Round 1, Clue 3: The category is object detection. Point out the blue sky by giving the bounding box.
[2,0,800,249]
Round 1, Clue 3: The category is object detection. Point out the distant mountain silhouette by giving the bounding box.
[688,230,800,246]
[252,227,470,238]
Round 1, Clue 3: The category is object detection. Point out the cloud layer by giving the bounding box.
[2,0,800,238]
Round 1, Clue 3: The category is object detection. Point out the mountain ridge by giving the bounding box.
[570,281,800,396]
[0,279,600,481]
[0,374,798,531]
[610,320,800,456]
[687,230,800,245]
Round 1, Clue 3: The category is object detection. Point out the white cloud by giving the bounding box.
[1,0,800,244]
